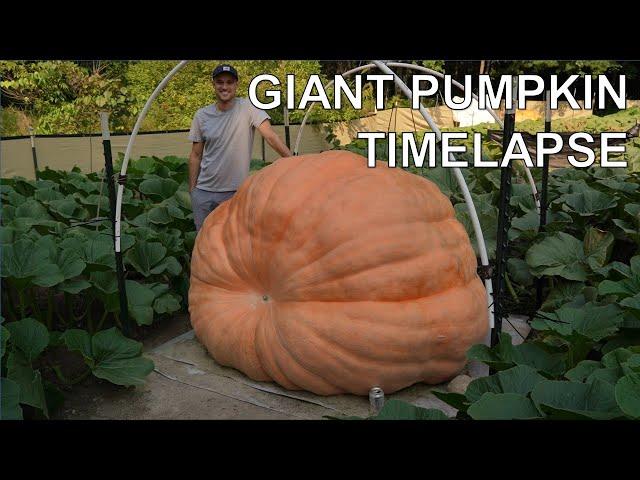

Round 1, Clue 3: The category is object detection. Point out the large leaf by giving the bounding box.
[5,318,50,362]
[139,177,179,200]
[153,293,182,315]
[125,280,156,326]
[14,199,52,220]
[60,329,93,361]
[0,378,23,420]
[507,258,534,286]
[467,393,542,420]
[1,325,9,359]
[371,399,449,420]
[90,328,155,386]
[34,188,65,204]
[561,189,618,216]
[554,304,624,342]
[430,390,470,412]
[90,271,119,295]
[174,190,192,210]
[150,256,182,276]
[48,197,89,220]
[59,278,92,294]
[7,350,48,417]
[615,373,640,418]
[565,360,602,383]
[125,241,167,277]
[596,178,639,194]
[83,237,116,271]
[467,332,566,376]
[583,228,614,270]
[531,379,624,420]
[540,281,587,312]
[1,239,50,283]
[526,232,588,281]
[466,365,546,403]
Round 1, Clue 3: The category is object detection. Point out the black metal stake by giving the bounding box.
[492,80,518,347]
[283,104,291,150]
[536,90,552,308]
[29,127,39,180]
[100,113,131,336]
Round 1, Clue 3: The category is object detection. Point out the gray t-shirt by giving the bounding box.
[188,97,270,192]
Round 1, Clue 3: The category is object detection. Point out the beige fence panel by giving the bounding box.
[1,100,610,179]
[2,126,334,179]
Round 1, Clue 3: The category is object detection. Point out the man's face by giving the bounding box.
[213,73,238,102]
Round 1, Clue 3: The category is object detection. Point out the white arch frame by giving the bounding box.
[293,61,540,214]
[114,60,542,336]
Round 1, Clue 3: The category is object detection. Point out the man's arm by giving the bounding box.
[257,119,293,160]
[189,142,204,192]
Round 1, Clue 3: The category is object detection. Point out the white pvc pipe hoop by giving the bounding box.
[114,60,190,252]
[293,61,540,214]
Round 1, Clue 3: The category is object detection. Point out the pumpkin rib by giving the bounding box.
[268,305,346,395]
[277,234,476,301]
[273,283,485,365]
[253,303,301,390]
[273,216,468,295]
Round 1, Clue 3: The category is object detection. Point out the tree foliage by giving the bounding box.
[1,60,637,136]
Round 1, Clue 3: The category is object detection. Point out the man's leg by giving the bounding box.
[191,188,217,232]
[191,188,236,232]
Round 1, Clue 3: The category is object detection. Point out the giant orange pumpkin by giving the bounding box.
[189,150,488,396]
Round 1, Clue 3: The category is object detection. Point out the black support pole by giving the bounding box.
[492,79,518,347]
[283,104,291,150]
[536,90,552,308]
[100,113,131,336]
[29,127,39,180]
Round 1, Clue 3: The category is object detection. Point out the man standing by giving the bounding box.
[188,64,292,231]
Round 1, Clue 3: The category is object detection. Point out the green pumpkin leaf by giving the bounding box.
[531,379,624,420]
[125,241,166,277]
[1,325,10,359]
[15,199,52,220]
[7,350,48,417]
[466,365,546,403]
[467,393,542,420]
[153,293,182,314]
[5,318,50,362]
[561,189,618,216]
[59,278,92,294]
[0,378,23,420]
[150,256,182,276]
[125,280,156,326]
[526,232,588,281]
[90,328,154,386]
[565,360,602,382]
[60,329,93,362]
[139,177,179,200]
[371,399,449,420]
[615,373,640,418]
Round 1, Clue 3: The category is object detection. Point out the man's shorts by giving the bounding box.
[190,188,236,232]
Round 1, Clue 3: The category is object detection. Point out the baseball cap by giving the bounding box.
[212,64,238,81]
